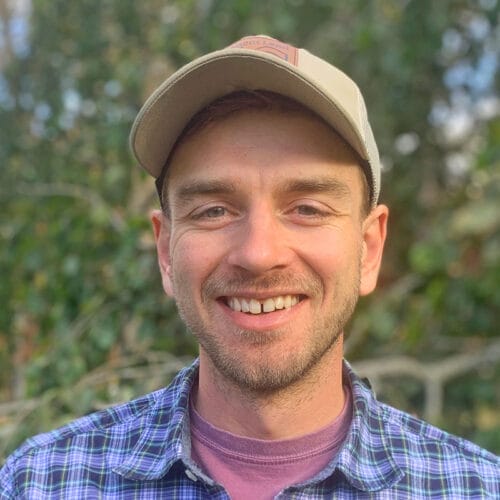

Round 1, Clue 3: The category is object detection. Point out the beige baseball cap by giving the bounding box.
[130,35,381,206]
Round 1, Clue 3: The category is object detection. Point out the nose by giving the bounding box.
[226,204,293,274]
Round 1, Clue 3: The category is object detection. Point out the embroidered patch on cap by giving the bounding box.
[230,35,299,66]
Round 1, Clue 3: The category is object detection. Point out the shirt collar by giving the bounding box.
[113,359,201,481]
[113,358,404,491]
[334,360,404,492]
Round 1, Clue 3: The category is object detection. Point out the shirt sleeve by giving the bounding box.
[0,459,16,499]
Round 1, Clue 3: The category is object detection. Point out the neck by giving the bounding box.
[193,343,345,440]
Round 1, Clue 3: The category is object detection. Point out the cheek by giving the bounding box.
[299,234,362,285]
[170,233,225,288]
[300,234,357,267]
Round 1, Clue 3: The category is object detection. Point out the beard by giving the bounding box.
[173,264,360,395]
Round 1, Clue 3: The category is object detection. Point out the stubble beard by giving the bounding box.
[173,267,360,395]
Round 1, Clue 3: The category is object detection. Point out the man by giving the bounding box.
[1,35,498,499]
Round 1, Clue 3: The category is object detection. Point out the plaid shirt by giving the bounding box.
[1,359,498,499]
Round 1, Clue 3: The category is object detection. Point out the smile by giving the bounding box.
[225,295,302,314]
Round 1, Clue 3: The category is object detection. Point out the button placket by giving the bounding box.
[184,468,198,482]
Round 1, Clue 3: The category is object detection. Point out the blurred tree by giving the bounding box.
[0,0,498,461]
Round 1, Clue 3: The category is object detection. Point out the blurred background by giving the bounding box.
[0,0,499,463]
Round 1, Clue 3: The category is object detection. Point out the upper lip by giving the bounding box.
[219,291,306,300]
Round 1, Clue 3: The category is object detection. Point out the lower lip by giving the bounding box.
[217,299,306,331]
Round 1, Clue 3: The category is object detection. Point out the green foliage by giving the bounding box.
[0,0,498,461]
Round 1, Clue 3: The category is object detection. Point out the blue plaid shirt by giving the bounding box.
[1,359,498,498]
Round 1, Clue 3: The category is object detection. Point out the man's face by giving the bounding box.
[153,109,387,393]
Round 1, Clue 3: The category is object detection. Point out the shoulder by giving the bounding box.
[11,387,163,457]
[343,363,499,497]
[0,361,197,496]
[347,363,498,469]
[378,400,499,494]
[378,401,498,464]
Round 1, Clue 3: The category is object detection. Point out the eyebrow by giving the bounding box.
[281,177,352,198]
[174,180,237,200]
[172,176,352,203]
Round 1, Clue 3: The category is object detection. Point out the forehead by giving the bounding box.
[166,108,363,188]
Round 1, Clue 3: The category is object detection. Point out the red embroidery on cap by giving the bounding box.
[230,36,298,66]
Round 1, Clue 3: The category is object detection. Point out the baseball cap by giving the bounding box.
[130,35,381,206]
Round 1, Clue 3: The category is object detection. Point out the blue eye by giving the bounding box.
[192,206,228,220]
[297,205,318,215]
[296,205,320,216]
[204,206,226,218]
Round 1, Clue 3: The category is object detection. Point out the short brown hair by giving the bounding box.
[156,90,371,215]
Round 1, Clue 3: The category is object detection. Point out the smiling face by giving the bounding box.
[152,108,388,394]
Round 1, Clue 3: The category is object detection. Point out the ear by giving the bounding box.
[359,204,388,296]
[151,209,174,297]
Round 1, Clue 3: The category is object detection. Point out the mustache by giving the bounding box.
[202,269,322,297]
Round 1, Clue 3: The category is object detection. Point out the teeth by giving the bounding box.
[227,295,301,314]
[262,298,275,313]
[249,299,261,314]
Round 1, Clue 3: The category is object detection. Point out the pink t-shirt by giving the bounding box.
[190,387,352,500]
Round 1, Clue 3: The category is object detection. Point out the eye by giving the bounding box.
[296,204,323,216]
[293,203,330,218]
[201,206,226,218]
[191,204,232,222]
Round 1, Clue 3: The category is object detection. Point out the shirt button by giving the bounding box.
[185,469,198,482]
